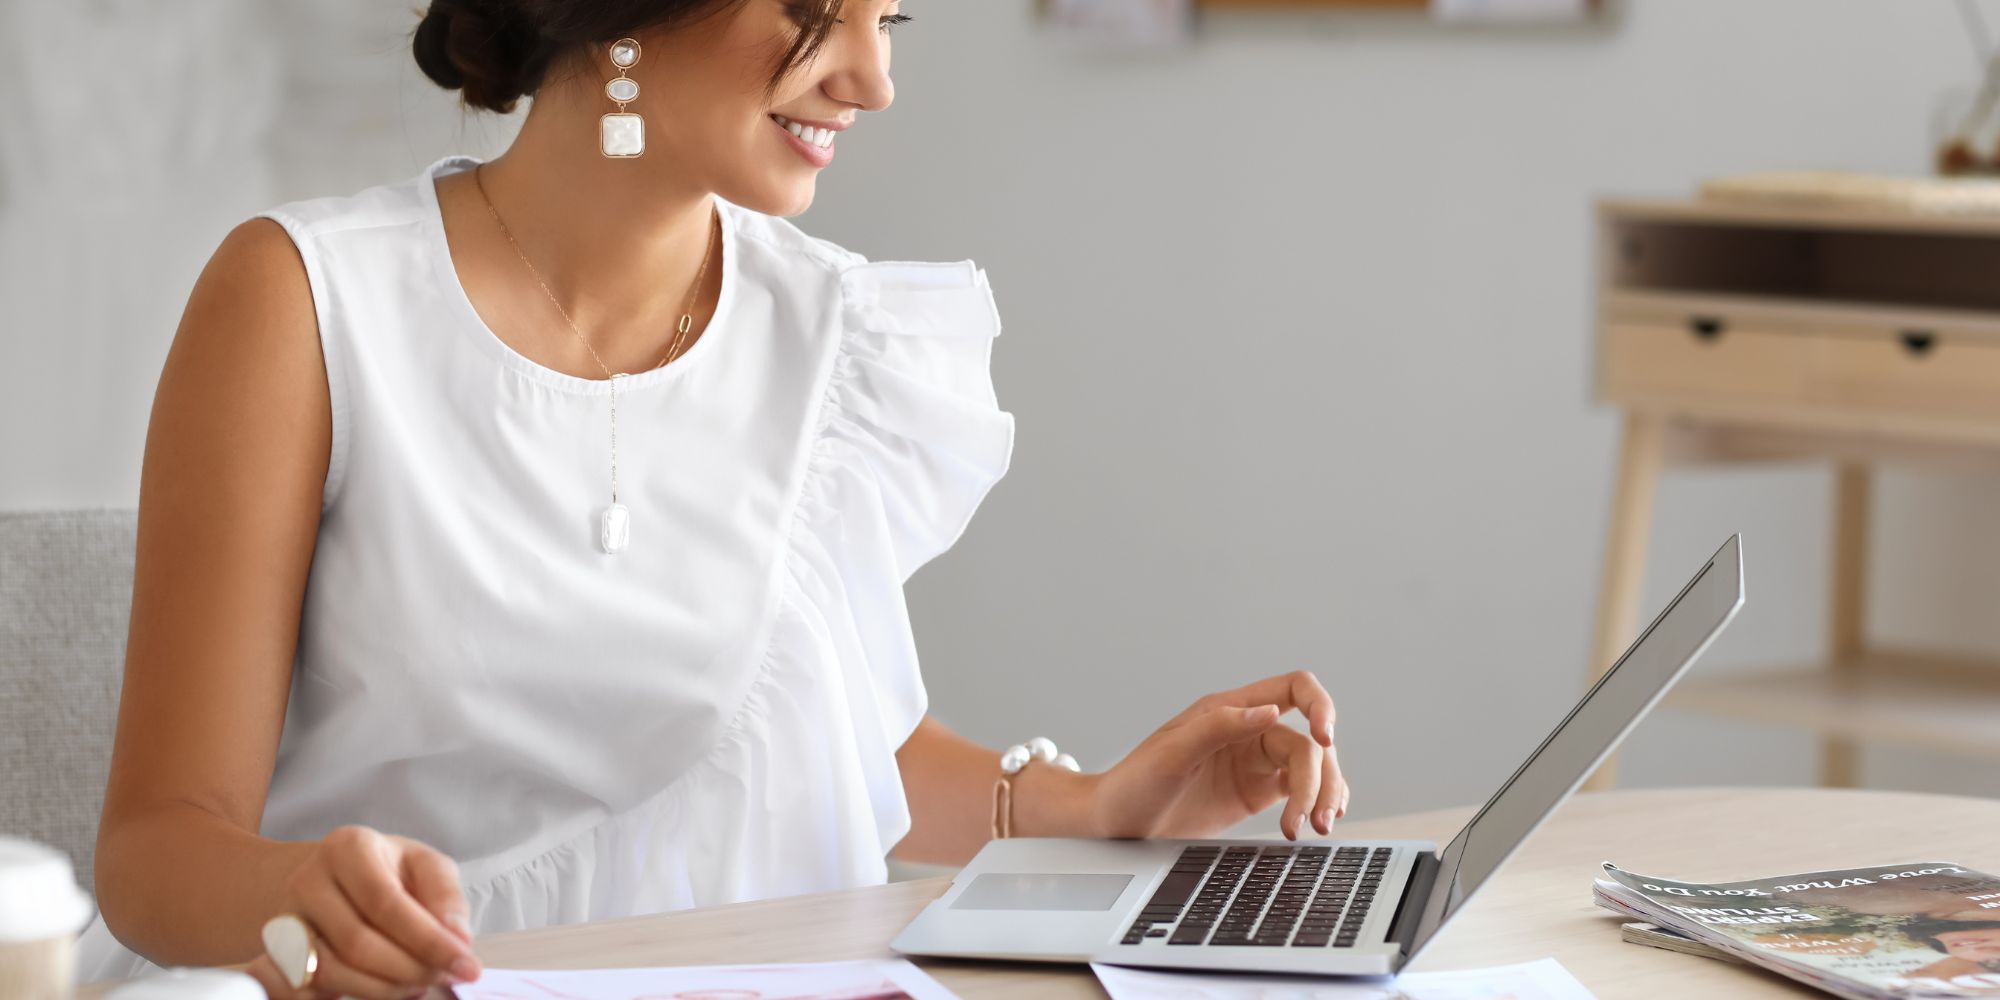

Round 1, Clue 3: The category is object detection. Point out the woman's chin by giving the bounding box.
[723,176,818,219]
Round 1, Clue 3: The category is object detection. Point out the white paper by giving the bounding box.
[452,959,958,1000]
[1090,957,1598,1000]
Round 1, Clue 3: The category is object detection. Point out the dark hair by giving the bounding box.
[1904,918,2000,956]
[412,0,844,114]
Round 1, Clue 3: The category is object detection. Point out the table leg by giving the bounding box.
[1820,464,1871,787]
[1582,414,1665,792]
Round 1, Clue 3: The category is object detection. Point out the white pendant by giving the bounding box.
[600,502,630,554]
[601,113,644,157]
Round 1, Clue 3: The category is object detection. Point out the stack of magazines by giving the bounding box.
[1594,862,2000,998]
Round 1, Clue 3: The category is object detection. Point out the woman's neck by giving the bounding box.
[448,99,725,375]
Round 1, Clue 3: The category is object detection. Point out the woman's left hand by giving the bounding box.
[1085,671,1347,841]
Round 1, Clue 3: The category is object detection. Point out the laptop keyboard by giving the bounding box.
[1118,844,1391,948]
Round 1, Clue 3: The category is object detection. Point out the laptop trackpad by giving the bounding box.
[949,872,1133,911]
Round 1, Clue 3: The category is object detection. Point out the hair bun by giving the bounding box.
[412,0,550,114]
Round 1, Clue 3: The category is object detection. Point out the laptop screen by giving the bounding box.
[1410,535,1744,955]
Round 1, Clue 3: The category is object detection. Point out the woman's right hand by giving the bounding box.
[244,825,482,1000]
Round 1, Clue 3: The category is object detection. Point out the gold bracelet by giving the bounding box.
[991,775,1015,839]
[989,737,1080,840]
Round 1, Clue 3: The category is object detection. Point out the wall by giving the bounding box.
[3,0,1995,840]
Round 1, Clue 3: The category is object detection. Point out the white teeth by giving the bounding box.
[774,115,838,150]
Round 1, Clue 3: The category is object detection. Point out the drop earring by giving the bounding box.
[600,37,644,157]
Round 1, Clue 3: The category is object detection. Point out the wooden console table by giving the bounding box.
[1583,196,2000,789]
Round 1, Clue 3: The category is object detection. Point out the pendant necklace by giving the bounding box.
[471,162,716,554]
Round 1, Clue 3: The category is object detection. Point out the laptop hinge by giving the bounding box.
[1386,850,1440,955]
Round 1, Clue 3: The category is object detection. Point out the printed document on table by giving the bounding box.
[1090,957,1598,1000]
[450,958,958,1000]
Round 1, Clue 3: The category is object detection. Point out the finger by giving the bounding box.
[247,953,345,1000]
[1311,743,1343,834]
[1334,743,1351,819]
[246,954,306,1000]
[329,837,480,981]
[296,867,439,990]
[1161,703,1281,770]
[400,842,477,957]
[1259,726,1321,841]
[1214,671,1336,747]
[300,937,413,1000]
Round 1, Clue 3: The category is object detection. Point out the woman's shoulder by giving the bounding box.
[719,199,991,290]
[255,158,439,243]
[714,199,1010,581]
[718,200,999,338]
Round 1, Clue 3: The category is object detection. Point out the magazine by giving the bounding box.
[1594,861,2000,999]
[1618,921,1738,963]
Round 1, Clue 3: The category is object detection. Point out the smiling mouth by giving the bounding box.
[771,114,836,149]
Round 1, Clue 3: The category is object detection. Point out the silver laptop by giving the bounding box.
[893,535,1744,976]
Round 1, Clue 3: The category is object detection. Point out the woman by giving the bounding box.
[79,1,1350,996]
[1903,919,2000,982]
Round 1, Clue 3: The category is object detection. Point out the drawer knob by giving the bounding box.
[1688,316,1725,341]
[1900,330,1937,357]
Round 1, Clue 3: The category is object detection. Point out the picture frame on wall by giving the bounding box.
[1034,0,1194,46]
[1038,0,1600,21]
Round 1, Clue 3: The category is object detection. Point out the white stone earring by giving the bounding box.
[600,37,644,157]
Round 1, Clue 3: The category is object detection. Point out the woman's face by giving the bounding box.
[590,0,899,216]
[1939,927,2000,964]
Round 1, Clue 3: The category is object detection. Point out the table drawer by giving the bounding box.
[1600,314,2000,425]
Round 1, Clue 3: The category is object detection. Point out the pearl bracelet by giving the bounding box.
[991,737,1081,839]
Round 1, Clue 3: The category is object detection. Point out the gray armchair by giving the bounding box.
[0,508,137,893]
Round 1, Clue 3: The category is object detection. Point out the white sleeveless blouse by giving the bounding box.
[76,153,1013,981]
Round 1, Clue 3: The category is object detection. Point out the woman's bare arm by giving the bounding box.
[97,219,481,998]
[892,716,1098,866]
[92,215,336,966]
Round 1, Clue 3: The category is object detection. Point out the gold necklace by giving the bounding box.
[471,162,717,554]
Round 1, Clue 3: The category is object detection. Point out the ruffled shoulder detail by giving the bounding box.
[815,258,1015,581]
[772,258,1014,860]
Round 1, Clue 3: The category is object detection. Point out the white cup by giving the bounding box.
[103,968,263,1000]
[0,835,94,1000]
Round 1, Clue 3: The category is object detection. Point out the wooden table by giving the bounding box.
[79,788,2000,998]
